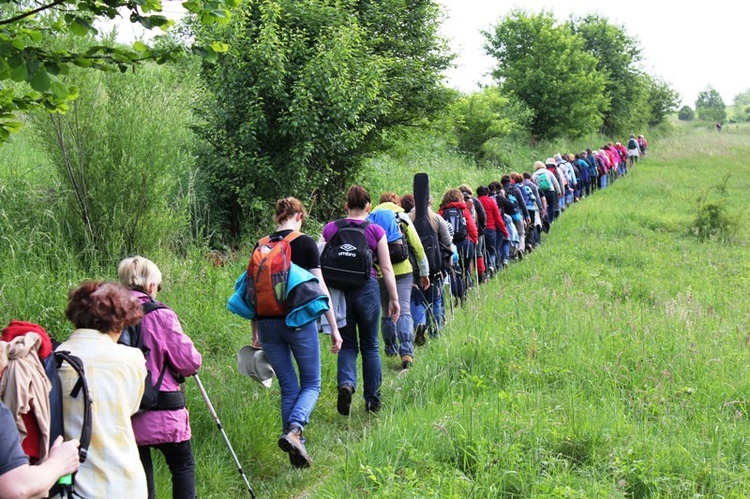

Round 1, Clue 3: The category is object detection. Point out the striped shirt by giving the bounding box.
[58,329,147,498]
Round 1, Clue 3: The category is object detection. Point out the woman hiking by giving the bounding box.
[322,185,400,415]
[118,256,202,497]
[251,197,342,468]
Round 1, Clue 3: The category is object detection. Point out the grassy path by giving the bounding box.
[6,124,744,497]
[267,125,750,497]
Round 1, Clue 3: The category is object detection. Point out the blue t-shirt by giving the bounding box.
[0,401,29,475]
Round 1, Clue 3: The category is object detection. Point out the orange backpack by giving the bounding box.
[246,231,301,317]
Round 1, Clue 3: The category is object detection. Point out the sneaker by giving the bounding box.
[414,324,426,347]
[337,385,353,416]
[401,355,413,369]
[278,427,311,469]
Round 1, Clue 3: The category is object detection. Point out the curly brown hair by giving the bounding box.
[66,281,143,333]
[441,188,463,207]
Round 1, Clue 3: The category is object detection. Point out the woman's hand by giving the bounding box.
[329,327,343,354]
[420,276,430,290]
[388,298,401,323]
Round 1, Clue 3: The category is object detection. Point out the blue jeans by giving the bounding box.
[379,274,414,358]
[258,319,321,431]
[339,278,381,408]
[600,174,608,189]
[411,279,444,337]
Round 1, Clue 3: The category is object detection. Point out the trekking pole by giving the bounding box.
[194,375,256,499]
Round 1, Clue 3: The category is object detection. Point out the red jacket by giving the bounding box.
[439,201,478,243]
[477,194,508,238]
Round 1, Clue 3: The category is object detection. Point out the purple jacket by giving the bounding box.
[130,291,202,446]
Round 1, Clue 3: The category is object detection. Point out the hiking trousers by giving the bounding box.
[139,440,196,499]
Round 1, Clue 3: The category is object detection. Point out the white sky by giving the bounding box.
[437,0,750,106]
[107,1,748,107]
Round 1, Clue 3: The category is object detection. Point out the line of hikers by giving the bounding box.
[232,136,648,470]
[0,135,647,497]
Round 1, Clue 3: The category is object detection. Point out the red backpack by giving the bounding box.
[246,231,301,317]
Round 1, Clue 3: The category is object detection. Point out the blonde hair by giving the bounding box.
[118,256,162,293]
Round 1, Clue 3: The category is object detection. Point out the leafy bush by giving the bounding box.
[30,42,201,267]
[692,176,737,242]
[678,105,695,121]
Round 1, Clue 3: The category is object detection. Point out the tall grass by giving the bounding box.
[3,122,750,496]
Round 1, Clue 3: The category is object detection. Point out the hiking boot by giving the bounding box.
[365,400,381,414]
[414,324,426,347]
[401,355,413,369]
[337,384,353,416]
[278,427,311,469]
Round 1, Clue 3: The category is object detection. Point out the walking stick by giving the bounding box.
[194,375,256,498]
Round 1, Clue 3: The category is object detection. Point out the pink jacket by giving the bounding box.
[130,291,202,446]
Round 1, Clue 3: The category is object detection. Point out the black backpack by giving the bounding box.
[321,219,374,290]
[411,215,443,277]
[441,206,468,243]
[119,300,186,413]
[628,138,638,149]
[387,218,409,264]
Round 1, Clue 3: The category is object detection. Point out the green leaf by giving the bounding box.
[133,41,149,52]
[50,79,70,99]
[210,41,229,53]
[2,121,23,133]
[30,67,51,92]
[70,18,92,36]
[10,63,27,82]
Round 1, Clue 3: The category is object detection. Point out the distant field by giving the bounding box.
[2,123,749,497]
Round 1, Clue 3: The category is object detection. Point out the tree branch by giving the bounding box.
[0,0,67,26]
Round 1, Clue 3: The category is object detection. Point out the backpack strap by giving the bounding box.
[138,299,184,389]
[55,351,92,464]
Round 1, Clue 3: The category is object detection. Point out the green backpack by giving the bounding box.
[537,171,552,191]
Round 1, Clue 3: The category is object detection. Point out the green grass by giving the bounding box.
[2,123,750,497]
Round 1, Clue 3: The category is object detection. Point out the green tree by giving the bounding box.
[0,0,236,143]
[732,89,750,122]
[484,10,608,140]
[569,14,648,136]
[645,75,680,127]
[196,0,453,241]
[678,105,695,121]
[451,86,531,157]
[695,86,726,122]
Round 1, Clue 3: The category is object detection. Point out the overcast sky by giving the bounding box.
[437,0,749,106]
[111,1,747,107]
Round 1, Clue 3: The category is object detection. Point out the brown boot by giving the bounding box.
[278,426,311,468]
[414,324,426,347]
[401,355,413,369]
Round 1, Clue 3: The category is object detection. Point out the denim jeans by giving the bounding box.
[339,277,382,408]
[411,279,444,337]
[139,440,195,499]
[258,319,321,431]
[600,174,608,189]
[379,274,414,357]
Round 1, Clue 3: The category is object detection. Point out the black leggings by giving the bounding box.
[139,440,196,499]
